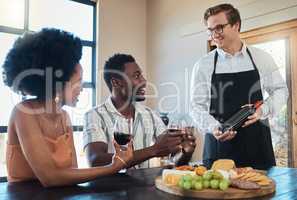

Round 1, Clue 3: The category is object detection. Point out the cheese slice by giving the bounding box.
[211,159,235,171]
[162,169,195,185]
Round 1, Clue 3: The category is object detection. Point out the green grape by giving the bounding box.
[210,179,219,189]
[178,179,184,188]
[183,175,193,182]
[203,180,210,188]
[194,182,203,190]
[202,172,212,181]
[193,175,203,182]
[191,180,197,189]
[183,181,192,190]
[224,178,230,186]
[181,175,186,182]
[219,180,229,191]
[212,171,223,180]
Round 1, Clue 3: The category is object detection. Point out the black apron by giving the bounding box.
[202,48,276,170]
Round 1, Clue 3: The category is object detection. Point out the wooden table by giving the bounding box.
[0,167,297,200]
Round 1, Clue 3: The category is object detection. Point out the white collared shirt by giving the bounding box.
[83,97,166,168]
[190,44,288,135]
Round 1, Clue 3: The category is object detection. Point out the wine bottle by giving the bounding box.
[219,101,263,133]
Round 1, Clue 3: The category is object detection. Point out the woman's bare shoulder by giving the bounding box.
[61,109,73,130]
[13,99,40,115]
[8,99,38,144]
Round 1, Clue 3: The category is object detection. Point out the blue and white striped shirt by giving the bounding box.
[83,97,166,168]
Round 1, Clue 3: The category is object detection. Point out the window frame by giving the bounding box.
[0,0,97,180]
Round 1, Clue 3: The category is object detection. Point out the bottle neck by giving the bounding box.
[254,101,263,109]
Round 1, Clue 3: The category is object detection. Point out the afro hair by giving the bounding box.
[2,28,82,100]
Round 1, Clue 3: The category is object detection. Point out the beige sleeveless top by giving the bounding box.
[6,112,73,182]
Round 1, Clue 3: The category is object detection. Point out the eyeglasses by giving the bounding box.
[206,23,230,36]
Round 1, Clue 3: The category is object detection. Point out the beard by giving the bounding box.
[120,85,146,103]
[131,87,146,102]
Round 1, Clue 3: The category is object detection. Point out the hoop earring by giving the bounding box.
[54,95,60,104]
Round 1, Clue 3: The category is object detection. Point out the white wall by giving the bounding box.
[97,0,147,103]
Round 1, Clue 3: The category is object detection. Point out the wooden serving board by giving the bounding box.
[155,177,275,199]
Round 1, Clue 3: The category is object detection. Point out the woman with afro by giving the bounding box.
[2,28,133,187]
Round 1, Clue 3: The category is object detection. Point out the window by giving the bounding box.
[240,20,297,167]
[0,0,96,177]
[252,40,288,167]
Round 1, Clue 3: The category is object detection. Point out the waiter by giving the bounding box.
[190,4,288,170]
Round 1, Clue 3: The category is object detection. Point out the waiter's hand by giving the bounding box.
[213,128,237,142]
[241,104,262,128]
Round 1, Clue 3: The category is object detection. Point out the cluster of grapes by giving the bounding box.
[178,171,230,191]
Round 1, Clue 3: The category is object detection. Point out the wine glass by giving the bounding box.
[113,117,133,173]
[162,115,196,167]
[161,116,183,167]
[180,114,195,150]
[113,117,133,148]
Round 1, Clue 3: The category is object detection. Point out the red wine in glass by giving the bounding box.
[113,118,133,146]
[168,128,180,132]
[114,132,132,145]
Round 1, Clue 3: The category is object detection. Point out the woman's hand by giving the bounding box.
[111,140,134,171]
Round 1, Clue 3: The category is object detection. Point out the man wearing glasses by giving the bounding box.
[190,4,288,169]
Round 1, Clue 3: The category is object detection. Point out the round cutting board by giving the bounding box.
[155,177,275,199]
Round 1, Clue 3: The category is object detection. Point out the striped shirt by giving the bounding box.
[83,97,166,168]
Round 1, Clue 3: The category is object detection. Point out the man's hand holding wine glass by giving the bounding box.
[153,130,184,157]
[181,127,196,155]
[158,117,197,166]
